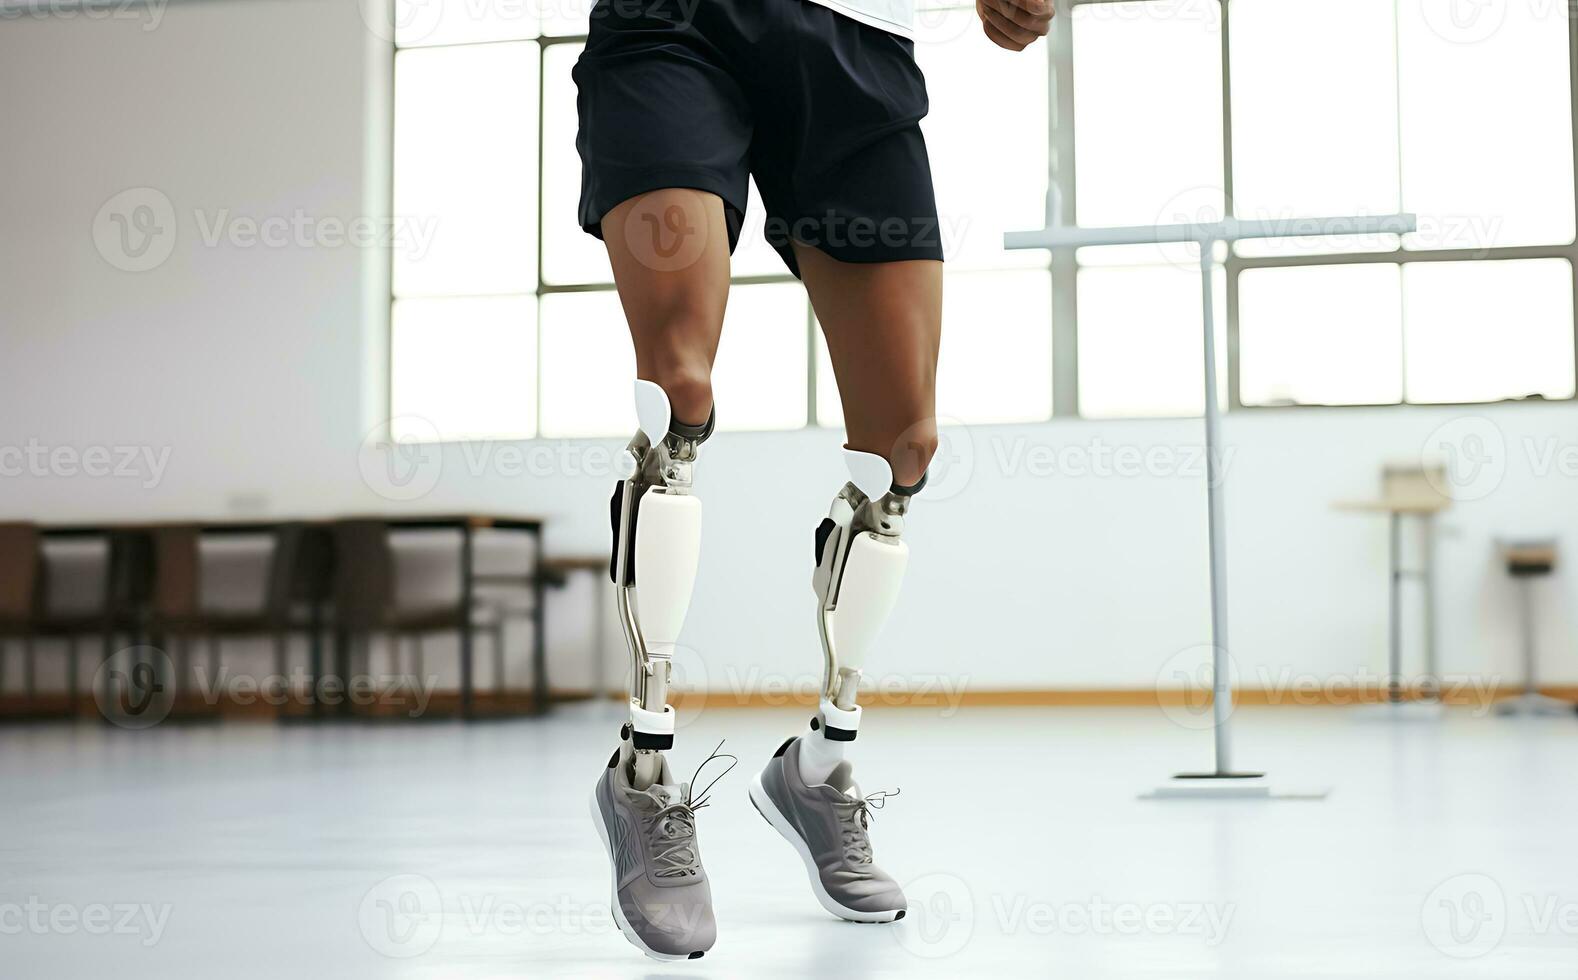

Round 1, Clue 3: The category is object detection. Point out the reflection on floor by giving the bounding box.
[3,703,1577,978]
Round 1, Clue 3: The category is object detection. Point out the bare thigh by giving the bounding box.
[600,189,733,426]
[793,243,943,487]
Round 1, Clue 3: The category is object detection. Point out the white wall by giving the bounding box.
[3,0,1577,698]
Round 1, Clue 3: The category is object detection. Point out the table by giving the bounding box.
[38,514,547,719]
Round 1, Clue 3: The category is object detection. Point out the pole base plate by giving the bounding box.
[1140,772,1329,801]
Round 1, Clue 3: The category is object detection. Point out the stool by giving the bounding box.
[1494,539,1571,717]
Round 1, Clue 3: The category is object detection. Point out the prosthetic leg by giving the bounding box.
[609,379,711,789]
[802,449,921,779]
[590,380,725,961]
[746,448,920,922]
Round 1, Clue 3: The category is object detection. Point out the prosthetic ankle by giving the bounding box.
[610,380,712,790]
[803,449,924,784]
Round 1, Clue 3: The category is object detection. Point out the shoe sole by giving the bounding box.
[587,787,707,962]
[747,771,906,924]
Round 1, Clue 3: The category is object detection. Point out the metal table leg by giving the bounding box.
[460,524,474,719]
[1387,511,1403,703]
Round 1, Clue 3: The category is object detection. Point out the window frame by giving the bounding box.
[388,0,1578,439]
[1053,0,1578,415]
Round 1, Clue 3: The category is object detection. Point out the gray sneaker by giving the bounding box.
[748,735,907,923]
[590,738,731,960]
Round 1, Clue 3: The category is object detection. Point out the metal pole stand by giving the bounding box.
[1006,213,1416,801]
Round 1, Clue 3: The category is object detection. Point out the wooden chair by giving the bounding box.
[202,523,335,718]
[0,523,42,715]
[330,520,503,719]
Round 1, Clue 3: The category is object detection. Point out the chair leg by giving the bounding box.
[67,635,79,716]
[272,631,287,716]
[493,619,506,701]
[206,635,220,717]
[22,634,35,706]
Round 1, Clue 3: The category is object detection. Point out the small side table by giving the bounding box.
[1336,465,1452,705]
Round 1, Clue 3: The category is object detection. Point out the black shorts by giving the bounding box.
[572,0,944,278]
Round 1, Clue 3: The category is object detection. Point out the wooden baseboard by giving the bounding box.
[5,683,1574,721]
[561,682,1578,712]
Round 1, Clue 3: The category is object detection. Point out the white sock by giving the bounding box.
[798,725,846,785]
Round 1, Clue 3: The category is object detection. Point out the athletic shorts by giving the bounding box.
[571,0,944,278]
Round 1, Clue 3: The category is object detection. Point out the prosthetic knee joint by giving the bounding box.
[811,450,924,741]
[610,381,712,779]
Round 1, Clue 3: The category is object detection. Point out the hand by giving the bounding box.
[975,0,1053,51]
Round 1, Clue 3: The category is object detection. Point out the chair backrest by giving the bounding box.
[105,530,156,611]
[151,526,202,620]
[263,523,336,619]
[331,520,393,629]
[0,523,41,622]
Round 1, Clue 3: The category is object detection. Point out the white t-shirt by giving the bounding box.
[804,0,914,37]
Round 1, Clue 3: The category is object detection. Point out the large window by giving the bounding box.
[390,0,1578,438]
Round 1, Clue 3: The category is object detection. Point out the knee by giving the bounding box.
[635,310,718,427]
[887,417,937,489]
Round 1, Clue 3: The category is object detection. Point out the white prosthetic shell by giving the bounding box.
[825,450,910,699]
[633,489,702,659]
[628,381,703,670]
[634,379,671,447]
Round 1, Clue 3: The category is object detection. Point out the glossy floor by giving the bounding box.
[4,704,1577,978]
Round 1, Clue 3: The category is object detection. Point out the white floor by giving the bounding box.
[4,704,1578,978]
